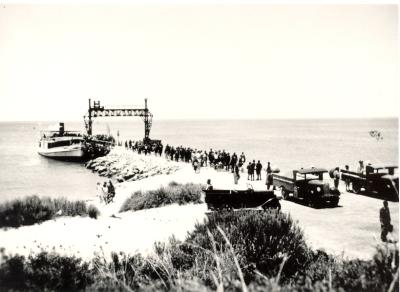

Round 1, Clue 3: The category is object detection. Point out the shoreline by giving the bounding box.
[0,147,398,261]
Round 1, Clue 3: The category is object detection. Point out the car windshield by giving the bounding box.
[296,172,323,181]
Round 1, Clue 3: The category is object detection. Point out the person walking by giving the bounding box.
[256,160,262,181]
[380,200,392,242]
[333,167,340,190]
[233,163,240,185]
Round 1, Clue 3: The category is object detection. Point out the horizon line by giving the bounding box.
[0,116,398,123]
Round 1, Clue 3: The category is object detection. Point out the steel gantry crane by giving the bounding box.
[84,98,153,142]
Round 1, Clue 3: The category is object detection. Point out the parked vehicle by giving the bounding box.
[272,167,340,207]
[204,186,281,211]
[341,165,398,201]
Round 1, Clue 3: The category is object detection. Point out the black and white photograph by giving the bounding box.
[0,1,398,291]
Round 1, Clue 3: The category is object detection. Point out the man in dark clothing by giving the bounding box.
[256,160,262,180]
[266,162,273,190]
[225,153,231,171]
[240,152,246,165]
[247,162,252,180]
[250,160,256,181]
[333,167,340,190]
[380,200,392,242]
[233,163,240,184]
[230,153,238,173]
[206,179,213,190]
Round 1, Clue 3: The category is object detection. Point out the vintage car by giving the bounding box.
[272,167,340,207]
[341,165,398,201]
[204,186,281,211]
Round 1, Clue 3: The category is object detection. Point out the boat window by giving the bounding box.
[47,140,72,149]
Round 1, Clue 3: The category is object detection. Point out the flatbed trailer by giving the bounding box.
[341,165,398,201]
[204,188,280,211]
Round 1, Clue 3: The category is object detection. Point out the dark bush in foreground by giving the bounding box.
[0,196,99,228]
[185,210,312,283]
[0,251,93,291]
[120,181,204,212]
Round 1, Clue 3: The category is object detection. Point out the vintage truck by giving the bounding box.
[272,167,340,207]
[204,187,281,211]
[341,165,398,201]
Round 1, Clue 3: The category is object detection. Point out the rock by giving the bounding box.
[86,149,182,181]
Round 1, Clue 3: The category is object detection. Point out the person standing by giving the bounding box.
[240,152,246,165]
[344,165,350,191]
[380,200,392,242]
[357,160,364,174]
[233,164,240,185]
[333,167,340,190]
[266,162,273,190]
[247,162,252,180]
[206,179,213,191]
[107,180,115,203]
[250,160,256,181]
[256,160,262,181]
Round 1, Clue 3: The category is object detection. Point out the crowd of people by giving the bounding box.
[124,139,163,156]
[121,139,277,187]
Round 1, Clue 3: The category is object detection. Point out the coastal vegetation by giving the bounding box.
[119,181,204,212]
[0,196,100,228]
[0,210,398,291]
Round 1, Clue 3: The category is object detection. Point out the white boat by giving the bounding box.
[38,123,86,161]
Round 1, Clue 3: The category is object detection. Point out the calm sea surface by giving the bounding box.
[0,119,398,202]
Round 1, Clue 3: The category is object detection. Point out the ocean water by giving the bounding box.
[0,119,398,202]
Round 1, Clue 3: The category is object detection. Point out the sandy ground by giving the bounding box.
[0,151,398,261]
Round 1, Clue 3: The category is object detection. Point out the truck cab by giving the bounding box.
[365,165,398,197]
[273,167,340,207]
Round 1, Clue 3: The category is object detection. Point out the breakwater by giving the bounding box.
[85,149,182,182]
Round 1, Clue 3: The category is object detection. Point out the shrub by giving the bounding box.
[0,251,93,291]
[329,244,399,291]
[120,182,204,212]
[88,205,100,219]
[0,196,94,228]
[186,210,312,283]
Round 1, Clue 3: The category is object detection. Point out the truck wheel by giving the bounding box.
[352,183,361,194]
[329,198,339,207]
[280,187,288,200]
[308,199,315,208]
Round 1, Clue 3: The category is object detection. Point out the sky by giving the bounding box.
[0,4,398,121]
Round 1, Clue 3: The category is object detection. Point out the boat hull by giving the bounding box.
[38,147,86,162]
